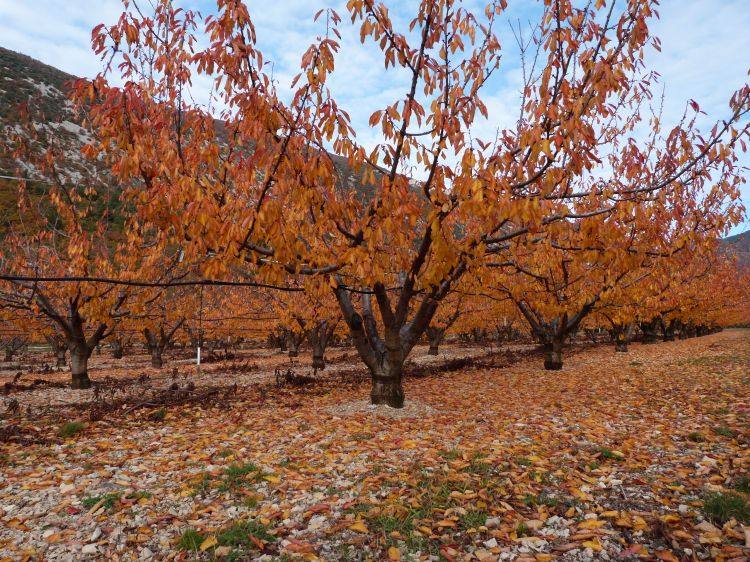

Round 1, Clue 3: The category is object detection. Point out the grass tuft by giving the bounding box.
[218,520,275,547]
[703,492,750,525]
[713,426,738,438]
[178,528,204,551]
[58,421,85,438]
[81,492,121,511]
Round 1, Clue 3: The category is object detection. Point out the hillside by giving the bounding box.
[721,229,750,269]
[0,46,120,237]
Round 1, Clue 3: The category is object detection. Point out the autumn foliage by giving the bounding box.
[0,0,749,400]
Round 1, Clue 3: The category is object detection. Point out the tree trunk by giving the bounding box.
[69,344,92,389]
[287,331,303,358]
[312,353,325,370]
[543,338,564,370]
[663,319,677,342]
[426,327,445,356]
[112,340,123,359]
[335,282,440,409]
[150,346,163,368]
[640,319,660,344]
[3,349,12,362]
[56,347,67,368]
[370,360,405,407]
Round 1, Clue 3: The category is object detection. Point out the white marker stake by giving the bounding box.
[197,346,201,373]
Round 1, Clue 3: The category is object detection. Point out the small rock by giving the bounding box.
[81,544,98,555]
[140,547,154,559]
[483,537,498,548]
[485,517,501,529]
[59,483,75,494]
[90,527,102,541]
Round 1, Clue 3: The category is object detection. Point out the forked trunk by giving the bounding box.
[335,282,441,410]
[543,339,564,370]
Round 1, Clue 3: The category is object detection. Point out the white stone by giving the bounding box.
[81,544,98,554]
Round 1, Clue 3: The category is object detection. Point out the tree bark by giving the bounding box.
[3,349,12,362]
[69,342,92,389]
[663,319,678,342]
[370,360,405,407]
[150,346,163,368]
[286,330,303,358]
[56,348,67,368]
[298,319,337,371]
[335,279,441,409]
[112,339,124,359]
[543,338,564,370]
[426,326,445,356]
[640,319,660,344]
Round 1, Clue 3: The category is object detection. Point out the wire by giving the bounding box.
[0,274,304,291]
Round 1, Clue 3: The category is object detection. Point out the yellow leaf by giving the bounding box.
[581,539,602,551]
[350,521,369,533]
[387,546,401,560]
[578,519,605,530]
[200,536,218,551]
[263,475,281,484]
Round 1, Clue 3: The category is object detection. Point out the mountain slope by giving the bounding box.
[721,229,750,269]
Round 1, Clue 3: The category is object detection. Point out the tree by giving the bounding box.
[77,0,750,405]
[272,278,342,369]
[0,124,132,388]
[425,292,465,355]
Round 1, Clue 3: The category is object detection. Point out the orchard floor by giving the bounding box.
[1,330,749,562]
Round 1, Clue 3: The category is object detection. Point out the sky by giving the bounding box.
[1,0,748,235]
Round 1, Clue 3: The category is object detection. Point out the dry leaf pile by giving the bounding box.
[0,331,749,561]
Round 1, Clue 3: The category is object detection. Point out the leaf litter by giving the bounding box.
[0,331,748,561]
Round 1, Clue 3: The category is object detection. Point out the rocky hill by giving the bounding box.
[721,229,750,269]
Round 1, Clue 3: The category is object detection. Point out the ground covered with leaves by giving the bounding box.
[1,330,749,561]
